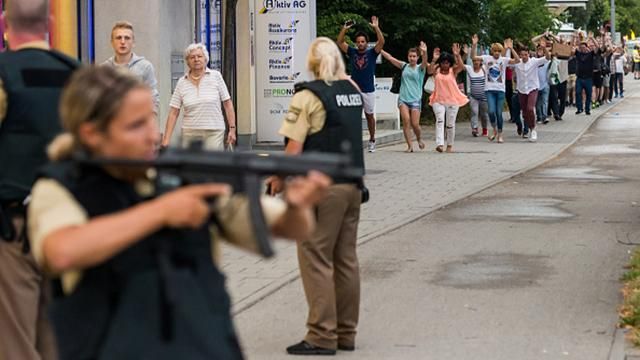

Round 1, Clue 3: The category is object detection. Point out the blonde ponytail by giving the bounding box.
[47,133,75,161]
[306,37,346,83]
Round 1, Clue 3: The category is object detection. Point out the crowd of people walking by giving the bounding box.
[355,27,634,150]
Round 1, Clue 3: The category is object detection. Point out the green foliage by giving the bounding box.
[615,0,640,38]
[482,0,554,44]
[567,0,640,39]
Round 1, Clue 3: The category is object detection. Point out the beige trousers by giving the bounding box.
[181,128,225,150]
[298,184,361,350]
[0,216,57,360]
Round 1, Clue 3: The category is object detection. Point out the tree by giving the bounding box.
[482,0,554,45]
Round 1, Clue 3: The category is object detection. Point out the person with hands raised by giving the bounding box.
[337,16,385,153]
[27,66,330,360]
[471,34,519,142]
[428,43,469,152]
[381,41,429,153]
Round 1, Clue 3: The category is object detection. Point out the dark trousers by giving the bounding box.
[613,73,624,96]
[518,90,538,131]
[575,77,593,112]
[512,93,529,135]
[550,81,567,119]
[505,79,514,120]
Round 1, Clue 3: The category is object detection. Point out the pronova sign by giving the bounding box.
[254,0,315,142]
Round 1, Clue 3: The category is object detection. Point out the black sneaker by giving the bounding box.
[585,111,591,115]
[575,110,583,115]
[338,344,355,351]
[543,118,550,124]
[286,341,336,355]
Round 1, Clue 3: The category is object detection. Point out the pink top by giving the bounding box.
[428,69,469,107]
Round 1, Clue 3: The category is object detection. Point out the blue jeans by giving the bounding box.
[536,86,550,121]
[575,77,593,112]
[486,90,506,132]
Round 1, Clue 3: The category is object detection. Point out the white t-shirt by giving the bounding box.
[513,57,549,95]
[170,68,231,130]
[481,55,510,92]
[615,56,627,74]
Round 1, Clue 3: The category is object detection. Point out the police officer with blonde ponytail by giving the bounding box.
[268,36,366,356]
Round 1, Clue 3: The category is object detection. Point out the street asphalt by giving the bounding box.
[228,79,640,359]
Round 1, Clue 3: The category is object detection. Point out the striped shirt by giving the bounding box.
[170,68,231,130]
[465,65,486,101]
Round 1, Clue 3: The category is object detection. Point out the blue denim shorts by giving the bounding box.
[398,100,422,110]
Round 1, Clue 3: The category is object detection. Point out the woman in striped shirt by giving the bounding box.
[464,57,489,137]
[162,43,236,150]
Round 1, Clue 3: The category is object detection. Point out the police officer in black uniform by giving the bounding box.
[0,1,79,358]
[269,37,366,356]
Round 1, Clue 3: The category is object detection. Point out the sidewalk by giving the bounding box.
[222,83,637,314]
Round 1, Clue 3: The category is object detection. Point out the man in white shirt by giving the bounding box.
[513,43,550,142]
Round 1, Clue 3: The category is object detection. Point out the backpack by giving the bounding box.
[390,64,408,94]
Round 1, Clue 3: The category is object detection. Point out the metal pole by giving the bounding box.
[611,0,616,39]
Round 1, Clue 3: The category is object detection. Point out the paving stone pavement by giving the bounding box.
[222,83,637,315]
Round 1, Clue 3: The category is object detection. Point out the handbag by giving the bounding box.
[423,76,435,94]
[390,64,407,94]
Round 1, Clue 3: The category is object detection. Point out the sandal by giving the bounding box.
[446,145,454,153]
[418,140,426,150]
[405,145,413,153]
[435,145,444,153]
[497,134,504,143]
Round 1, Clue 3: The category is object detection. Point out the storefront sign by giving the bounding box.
[254,0,315,142]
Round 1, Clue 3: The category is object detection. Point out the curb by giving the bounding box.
[232,96,628,316]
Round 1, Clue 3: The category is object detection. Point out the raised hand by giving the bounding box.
[472,34,479,45]
[452,43,461,55]
[463,43,470,55]
[503,38,513,49]
[433,47,441,61]
[419,41,428,55]
[370,16,379,29]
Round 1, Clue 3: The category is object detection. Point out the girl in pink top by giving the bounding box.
[428,43,468,153]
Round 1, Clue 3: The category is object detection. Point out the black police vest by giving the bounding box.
[0,48,78,202]
[40,163,243,360]
[295,80,365,182]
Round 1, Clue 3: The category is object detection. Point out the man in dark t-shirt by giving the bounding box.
[573,40,598,115]
[337,16,385,152]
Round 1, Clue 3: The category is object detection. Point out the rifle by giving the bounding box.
[74,147,364,258]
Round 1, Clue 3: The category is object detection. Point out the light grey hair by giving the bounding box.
[184,43,210,66]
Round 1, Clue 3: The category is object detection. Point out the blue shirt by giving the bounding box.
[537,60,550,90]
[347,47,378,93]
[399,64,426,103]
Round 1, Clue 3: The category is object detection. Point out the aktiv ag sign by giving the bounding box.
[259,0,307,13]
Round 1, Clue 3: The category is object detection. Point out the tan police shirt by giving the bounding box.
[278,90,326,141]
[28,178,287,294]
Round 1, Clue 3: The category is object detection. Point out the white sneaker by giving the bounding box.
[368,140,376,153]
[530,129,537,142]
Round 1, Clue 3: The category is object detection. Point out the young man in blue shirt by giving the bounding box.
[337,16,385,152]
